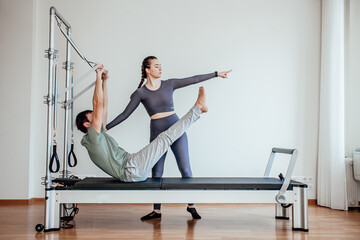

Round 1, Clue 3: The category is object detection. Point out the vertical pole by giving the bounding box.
[46,8,55,190]
[44,190,60,231]
[62,28,72,179]
[292,186,309,231]
[44,7,56,231]
[53,58,58,130]
[275,203,289,219]
[60,27,72,219]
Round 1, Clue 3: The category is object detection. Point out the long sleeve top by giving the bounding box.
[106,72,216,130]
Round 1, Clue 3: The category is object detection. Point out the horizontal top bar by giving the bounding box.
[50,6,71,29]
[272,148,296,155]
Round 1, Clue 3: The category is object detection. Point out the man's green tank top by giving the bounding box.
[81,125,131,181]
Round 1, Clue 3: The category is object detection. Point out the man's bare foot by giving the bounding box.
[195,87,208,113]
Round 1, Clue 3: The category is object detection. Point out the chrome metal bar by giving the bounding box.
[70,73,74,132]
[292,186,309,231]
[279,149,298,195]
[58,26,93,68]
[44,189,60,231]
[57,64,99,98]
[52,6,93,69]
[264,148,297,177]
[62,81,96,107]
[263,148,298,204]
[44,11,56,232]
[275,203,289,219]
[53,59,58,130]
[50,6,71,29]
[62,28,72,179]
[264,151,276,177]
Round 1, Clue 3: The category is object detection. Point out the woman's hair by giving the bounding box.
[76,110,93,133]
[137,56,157,89]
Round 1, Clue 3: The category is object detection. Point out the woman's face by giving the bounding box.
[146,58,162,79]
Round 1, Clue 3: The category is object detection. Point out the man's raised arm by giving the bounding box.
[91,65,105,133]
[102,69,109,131]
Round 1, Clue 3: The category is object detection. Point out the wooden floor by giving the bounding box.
[0,202,359,240]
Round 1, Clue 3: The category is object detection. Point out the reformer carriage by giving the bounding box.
[36,6,309,233]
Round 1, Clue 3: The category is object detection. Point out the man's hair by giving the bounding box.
[76,110,93,133]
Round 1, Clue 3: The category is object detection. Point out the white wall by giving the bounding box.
[1,0,323,199]
[29,0,321,199]
[0,0,34,199]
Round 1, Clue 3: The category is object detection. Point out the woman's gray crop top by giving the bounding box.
[106,72,216,130]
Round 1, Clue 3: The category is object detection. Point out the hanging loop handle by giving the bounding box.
[68,143,77,167]
[50,145,60,173]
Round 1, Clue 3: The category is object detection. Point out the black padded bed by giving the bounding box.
[71,177,307,190]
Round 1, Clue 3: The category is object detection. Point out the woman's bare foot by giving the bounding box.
[195,87,208,113]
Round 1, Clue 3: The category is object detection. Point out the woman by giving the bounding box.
[106,56,231,220]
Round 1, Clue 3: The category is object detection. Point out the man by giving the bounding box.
[76,65,208,182]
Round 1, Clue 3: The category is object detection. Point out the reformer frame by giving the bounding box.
[40,6,309,233]
[43,148,308,232]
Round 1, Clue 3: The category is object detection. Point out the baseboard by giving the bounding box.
[308,199,317,206]
[28,198,45,204]
[0,198,44,205]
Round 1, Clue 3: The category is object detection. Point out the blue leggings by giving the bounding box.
[150,114,193,210]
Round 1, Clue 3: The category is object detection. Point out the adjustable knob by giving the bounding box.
[275,193,286,204]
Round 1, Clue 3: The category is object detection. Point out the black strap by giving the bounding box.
[281,203,292,208]
[278,173,284,181]
[50,145,60,173]
[68,143,77,167]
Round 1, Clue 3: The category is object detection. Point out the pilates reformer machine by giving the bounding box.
[36,6,309,233]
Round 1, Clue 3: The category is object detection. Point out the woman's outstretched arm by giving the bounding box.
[170,70,232,90]
[106,91,141,130]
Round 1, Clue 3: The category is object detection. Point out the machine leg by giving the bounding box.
[292,186,309,232]
[275,203,289,220]
[44,189,60,232]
